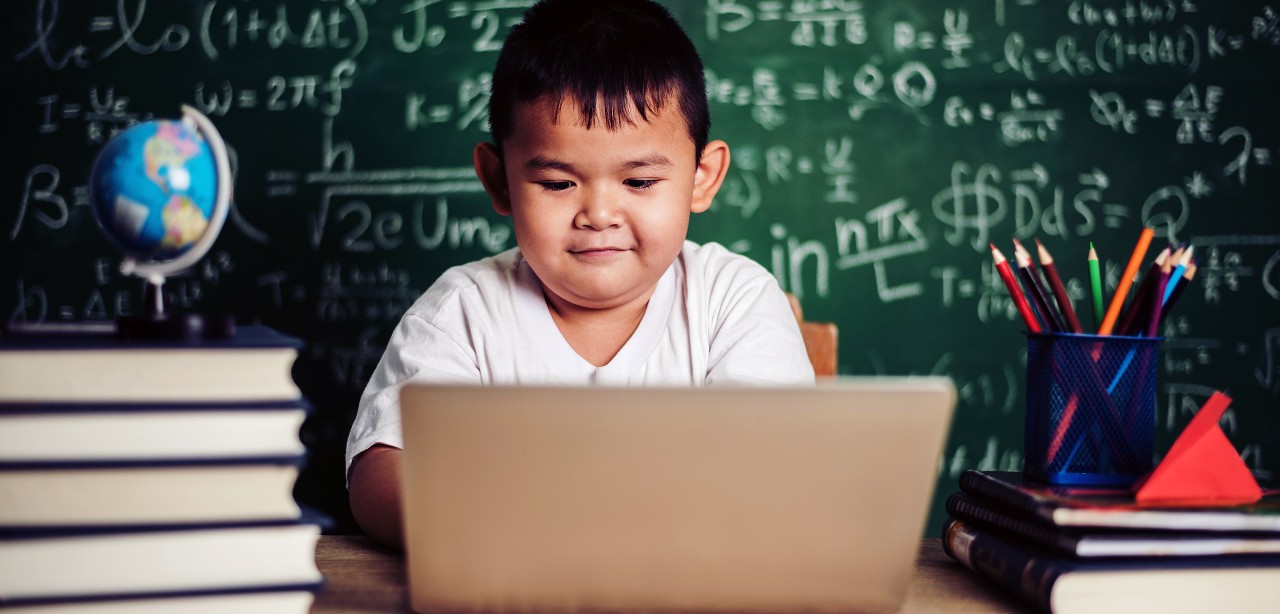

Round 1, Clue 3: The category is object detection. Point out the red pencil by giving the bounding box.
[1034,239,1082,333]
[991,243,1042,333]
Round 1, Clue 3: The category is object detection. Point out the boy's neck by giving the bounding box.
[543,288,654,368]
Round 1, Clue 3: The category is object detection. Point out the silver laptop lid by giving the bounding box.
[399,377,955,613]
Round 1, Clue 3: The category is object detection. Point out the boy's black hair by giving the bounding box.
[488,0,710,161]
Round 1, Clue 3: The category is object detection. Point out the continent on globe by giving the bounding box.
[90,119,218,262]
[162,196,210,251]
[145,121,203,192]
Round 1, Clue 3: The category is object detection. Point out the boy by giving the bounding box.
[347,0,814,549]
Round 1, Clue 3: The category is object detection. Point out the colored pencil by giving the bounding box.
[1163,245,1194,306]
[1034,239,1082,333]
[1146,257,1173,337]
[1013,239,1063,332]
[1117,246,1171,336]
[1088,243,1104,330]
[1098,227,1155,335]
[1061,228,1154,456]
[990,243,1042,333]
[1158,261,1197,326]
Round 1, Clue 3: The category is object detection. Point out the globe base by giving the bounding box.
[117,312,235,342]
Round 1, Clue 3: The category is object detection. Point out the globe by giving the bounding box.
[89,106,231,277]
[87,106,234,340]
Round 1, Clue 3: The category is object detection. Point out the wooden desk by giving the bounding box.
[312,535,1028,613]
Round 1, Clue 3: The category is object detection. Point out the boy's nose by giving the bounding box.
[574,189,623,230]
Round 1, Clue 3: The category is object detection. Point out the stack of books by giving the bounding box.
[941,469,1280,613]
[0,325,324,612]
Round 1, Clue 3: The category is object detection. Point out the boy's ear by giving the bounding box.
[690,140,730,214]
[474,142,511,216]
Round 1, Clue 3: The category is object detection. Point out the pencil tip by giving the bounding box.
[1011,238,1031,260]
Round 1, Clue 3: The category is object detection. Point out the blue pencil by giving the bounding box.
[1162,244,1193,306]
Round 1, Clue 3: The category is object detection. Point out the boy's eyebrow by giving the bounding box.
[524,155,575,172]
[617,153,675,171]
[523,153,675,173]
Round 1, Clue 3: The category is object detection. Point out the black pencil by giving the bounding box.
[1013,239,1063,332]
[1118,245,1172,336]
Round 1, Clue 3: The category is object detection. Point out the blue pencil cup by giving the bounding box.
[1023,332,1161,486]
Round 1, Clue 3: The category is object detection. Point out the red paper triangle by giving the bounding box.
[1133,391,1262,505]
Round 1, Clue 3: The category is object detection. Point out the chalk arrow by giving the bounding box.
[1079,167,1109,189]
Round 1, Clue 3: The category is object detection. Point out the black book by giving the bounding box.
[942,517,1280,613]
[958,469,1280,532]
[947,491,1280,558]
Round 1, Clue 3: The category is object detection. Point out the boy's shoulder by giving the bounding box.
[407,248,527,314]
[678,240,775,286]
[436,247,524,285]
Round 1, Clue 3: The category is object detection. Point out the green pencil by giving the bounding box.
[1088,242,1104,331]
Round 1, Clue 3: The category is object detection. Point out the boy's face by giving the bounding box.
[477,95,727,311]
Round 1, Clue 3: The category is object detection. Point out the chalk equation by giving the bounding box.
[6,0,1278,532]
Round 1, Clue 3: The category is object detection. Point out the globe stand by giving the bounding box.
[115,276,234,341]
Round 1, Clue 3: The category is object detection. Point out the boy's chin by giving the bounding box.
[548,284,655,312]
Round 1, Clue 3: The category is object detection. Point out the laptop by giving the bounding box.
[398,378,955,613]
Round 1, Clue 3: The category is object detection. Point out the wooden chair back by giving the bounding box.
[786,293,839,378]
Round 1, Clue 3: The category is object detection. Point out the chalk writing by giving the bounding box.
[5,0,1277,534]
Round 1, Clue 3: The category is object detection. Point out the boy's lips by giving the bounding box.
[569,246,627,257]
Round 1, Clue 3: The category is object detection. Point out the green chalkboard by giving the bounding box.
[5,0,1280,536]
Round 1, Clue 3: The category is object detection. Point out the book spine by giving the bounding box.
[942,517,1066,612]
[958,469,1051,522]
[946,492,1081,557]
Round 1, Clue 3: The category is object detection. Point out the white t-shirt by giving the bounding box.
[345,241,815,475]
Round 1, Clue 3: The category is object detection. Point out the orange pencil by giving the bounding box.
[1098,227,1155,335]
[990,243,1042,333]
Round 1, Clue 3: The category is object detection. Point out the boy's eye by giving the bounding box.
[537,181,574,192]
[624,179,658,190]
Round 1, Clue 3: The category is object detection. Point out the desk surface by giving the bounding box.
[312,535,1028,613]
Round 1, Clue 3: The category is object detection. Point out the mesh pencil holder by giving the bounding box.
[1023,332,1161,486]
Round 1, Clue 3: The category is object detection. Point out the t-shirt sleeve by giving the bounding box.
[697,245,816,385]
[344,310,480,482]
